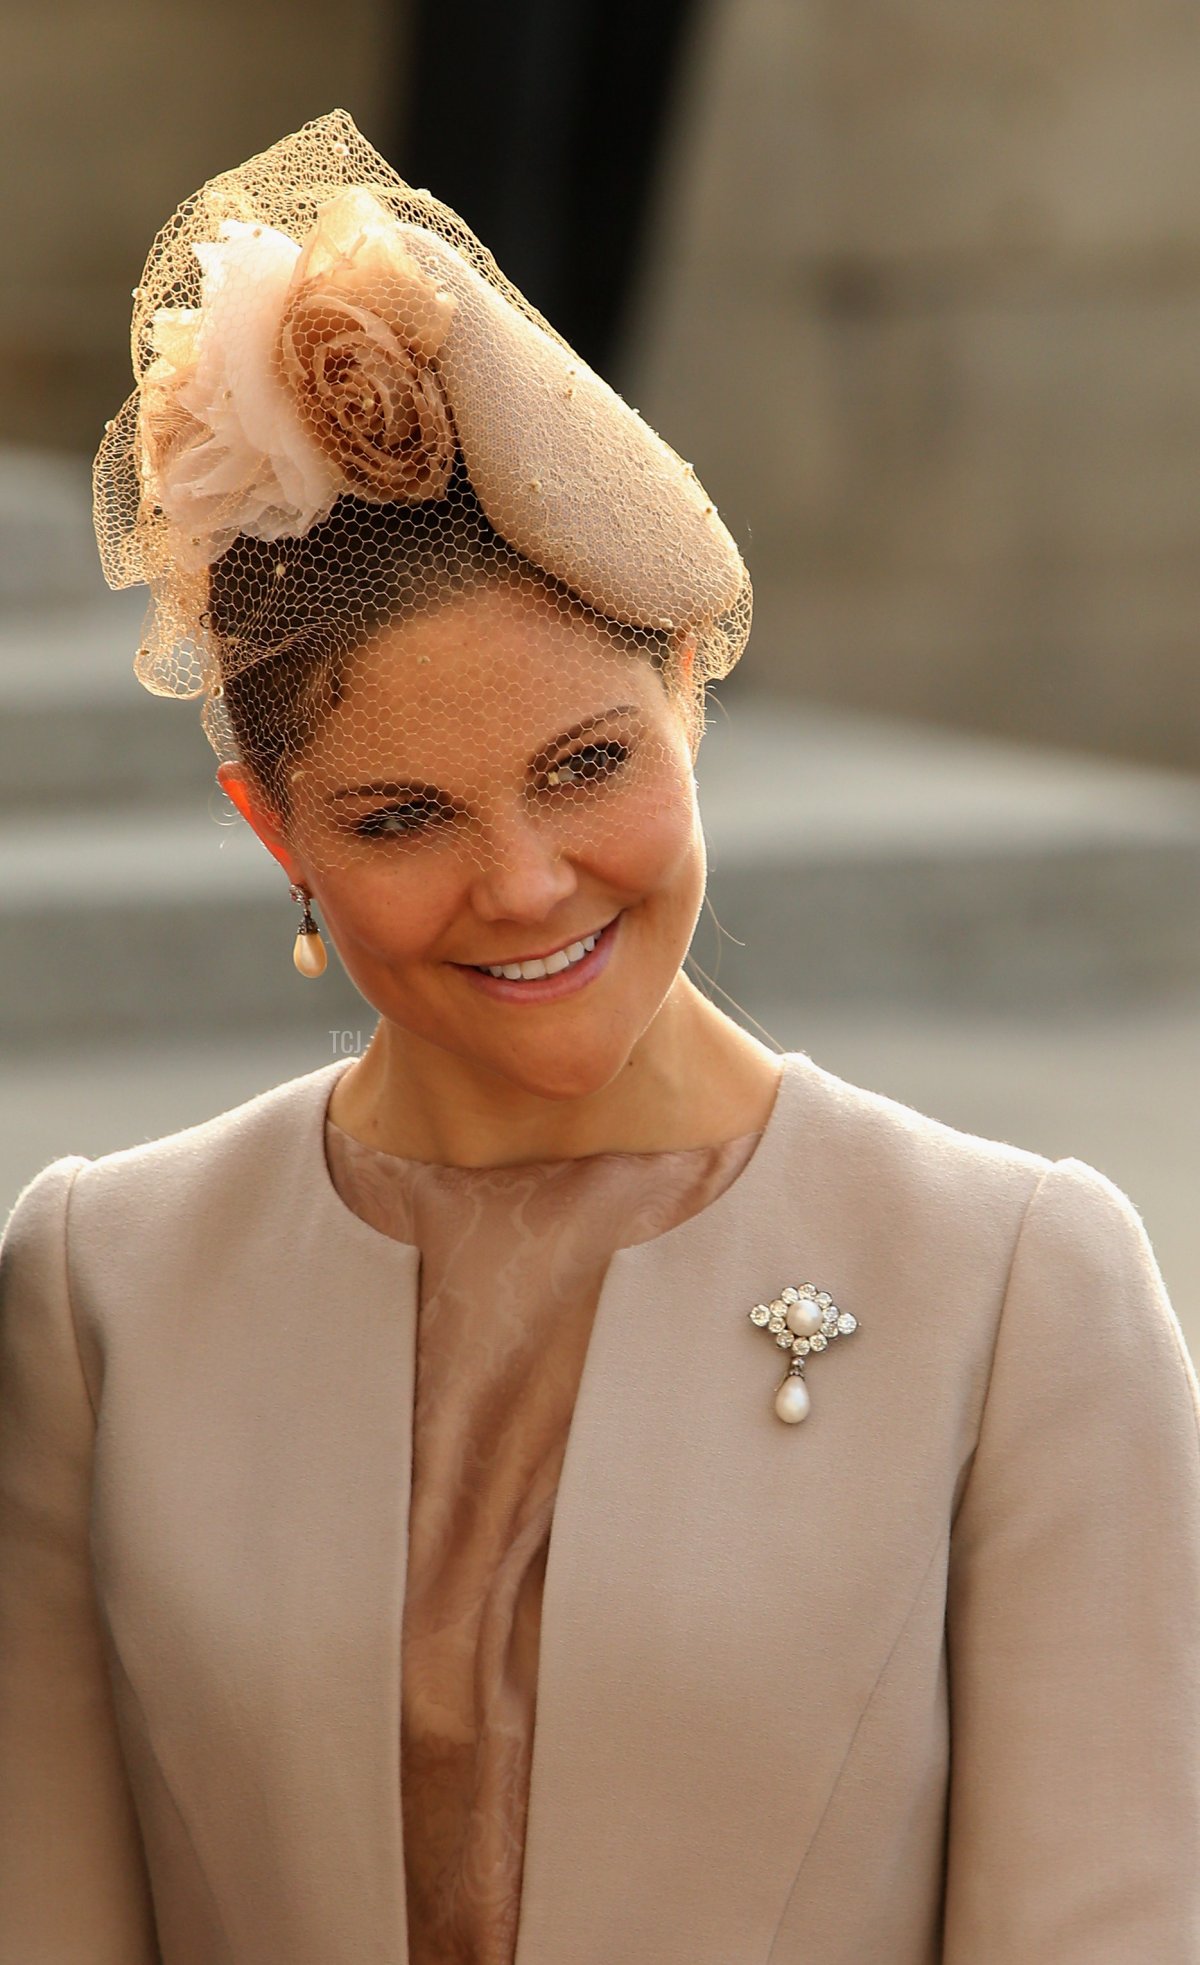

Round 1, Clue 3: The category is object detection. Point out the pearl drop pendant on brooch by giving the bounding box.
[747,1285,859,1424]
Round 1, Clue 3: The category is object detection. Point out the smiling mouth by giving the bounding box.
[462,915,618,982]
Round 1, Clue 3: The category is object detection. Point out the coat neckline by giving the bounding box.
[305,1050,799,1265]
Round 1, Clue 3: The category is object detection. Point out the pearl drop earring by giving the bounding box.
[289,882,327,978]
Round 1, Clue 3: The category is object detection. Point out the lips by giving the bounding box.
[457,913,619,975]
[454,912,622,1002]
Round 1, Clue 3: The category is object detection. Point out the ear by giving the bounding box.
[216,761,306,885]
[671,632,703,765]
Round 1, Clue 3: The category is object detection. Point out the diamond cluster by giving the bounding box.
[748,1283,858,1374]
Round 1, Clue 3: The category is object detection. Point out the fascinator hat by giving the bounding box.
[92,109,751,881]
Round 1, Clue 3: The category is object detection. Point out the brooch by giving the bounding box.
[748,1286,859,1424]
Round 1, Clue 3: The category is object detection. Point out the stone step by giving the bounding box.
[0,596,214,809]
[6,691,1200,1040]
[0,804,366,1043]
[0,447,110,610]
[694,698,1200,1015]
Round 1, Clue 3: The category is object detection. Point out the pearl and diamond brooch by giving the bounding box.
[748,1285,859,1423]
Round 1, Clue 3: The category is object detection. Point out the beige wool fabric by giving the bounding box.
[1,1050,1199,1963]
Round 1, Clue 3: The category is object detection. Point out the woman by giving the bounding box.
[2,111,1198,1965]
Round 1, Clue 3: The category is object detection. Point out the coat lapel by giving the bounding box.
[511,1056,937,1963]
[92,1063,421,1965]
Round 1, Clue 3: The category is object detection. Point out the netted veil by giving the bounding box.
[93,108,751,879]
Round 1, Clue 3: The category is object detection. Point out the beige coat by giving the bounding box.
[2,1050,1199,1964]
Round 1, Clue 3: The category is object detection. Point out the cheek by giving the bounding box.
[313,857,462,966]
[586,767,702,905]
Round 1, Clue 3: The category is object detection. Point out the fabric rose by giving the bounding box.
[138,220,343,570]
[137,309,207,490]
[277,187,457,504]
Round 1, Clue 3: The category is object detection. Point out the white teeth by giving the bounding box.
[479,922,608,980]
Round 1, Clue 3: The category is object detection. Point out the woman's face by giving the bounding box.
[225,578,707,1101]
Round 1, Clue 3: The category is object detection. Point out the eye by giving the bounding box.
[540,740,630,791]
[350,793,456,838]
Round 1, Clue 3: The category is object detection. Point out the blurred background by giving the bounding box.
[3,0,1199,1354]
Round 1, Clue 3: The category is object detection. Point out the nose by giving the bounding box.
[466,812,579,924]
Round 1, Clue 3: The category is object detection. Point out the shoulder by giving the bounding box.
[773,1047,1168,1300]
[0,1155,92,1306]
[2,1061,346,1254]
[774,1050,1196,1442]
[779,1043,1049,1204]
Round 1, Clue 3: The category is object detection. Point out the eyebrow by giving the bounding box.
[325,704,640,805]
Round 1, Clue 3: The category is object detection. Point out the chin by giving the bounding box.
[480,1026,640,1105]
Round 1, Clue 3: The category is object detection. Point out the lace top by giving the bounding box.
[323,1113,764,1965]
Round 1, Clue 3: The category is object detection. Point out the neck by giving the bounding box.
[326,976,783,1167]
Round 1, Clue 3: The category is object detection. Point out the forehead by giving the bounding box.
[304,580,668,775]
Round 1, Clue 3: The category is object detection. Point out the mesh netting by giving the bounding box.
[92,109,751,889]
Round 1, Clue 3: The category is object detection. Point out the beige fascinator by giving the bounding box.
[92,109,751,876]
